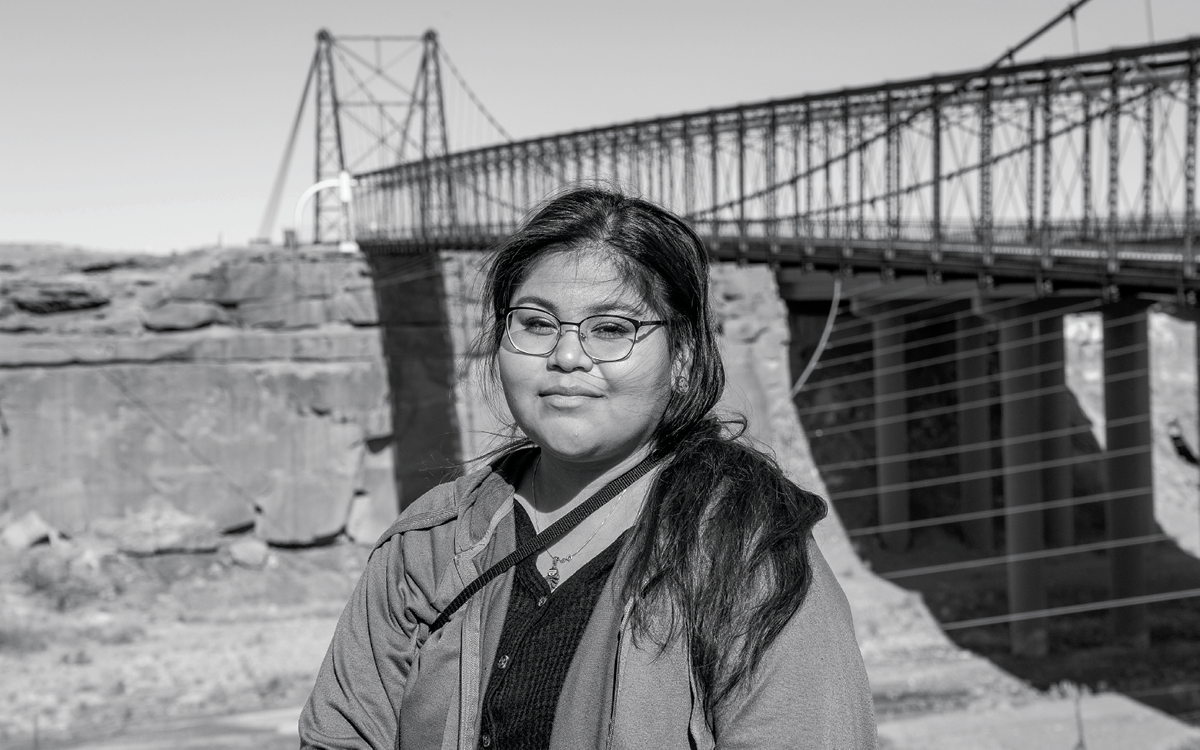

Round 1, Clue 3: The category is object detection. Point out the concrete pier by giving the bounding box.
[997,303,1048,656]
[1039,312,1075,548]
[955,314,994,552]
[872,309,911,550]
[1101,300,1154,649]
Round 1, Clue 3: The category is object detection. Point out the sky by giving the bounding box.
[3,0,1198,254]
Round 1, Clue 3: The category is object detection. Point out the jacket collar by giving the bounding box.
[453,447,537,557]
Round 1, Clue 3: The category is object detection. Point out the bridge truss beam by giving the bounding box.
[355,37,1200,295]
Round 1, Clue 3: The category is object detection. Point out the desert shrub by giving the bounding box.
[19,547,111,611]
[0,621,48,653]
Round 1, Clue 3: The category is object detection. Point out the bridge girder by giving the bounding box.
[354,37,1200,296]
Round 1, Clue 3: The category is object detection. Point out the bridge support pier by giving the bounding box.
[1102,300,1154,650]
[956,314,993,552]
[1040,312,1075,549]
[871,308,910,551]
[995,302,1048,656]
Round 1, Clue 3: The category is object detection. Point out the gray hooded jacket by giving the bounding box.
[299,456,876,749]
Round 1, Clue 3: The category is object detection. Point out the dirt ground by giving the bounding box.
[864,525,1200,724]
[3,502,1199,750]
[0,535,368,747]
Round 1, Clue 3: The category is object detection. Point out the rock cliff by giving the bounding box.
[0,244,394,545]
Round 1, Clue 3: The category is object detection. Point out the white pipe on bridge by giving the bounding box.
[292,170,359,253]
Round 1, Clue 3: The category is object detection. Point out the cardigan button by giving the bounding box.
[537,596,548,608]
[481,733,492,747]
[497,654,510,670]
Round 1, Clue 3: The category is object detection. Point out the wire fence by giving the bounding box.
[790,279,1200,722]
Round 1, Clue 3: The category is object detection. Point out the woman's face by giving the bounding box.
[498,247,676,468]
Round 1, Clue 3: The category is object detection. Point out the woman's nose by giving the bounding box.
[548,326,593,371]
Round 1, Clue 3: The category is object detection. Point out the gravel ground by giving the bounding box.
[0,539,366,747]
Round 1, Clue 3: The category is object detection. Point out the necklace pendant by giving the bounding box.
[546,558,561,591]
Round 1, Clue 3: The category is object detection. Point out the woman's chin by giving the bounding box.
[533,434,649,468]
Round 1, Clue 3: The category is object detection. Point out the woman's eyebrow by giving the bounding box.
[510,295,644,318]
[510,294,559,312]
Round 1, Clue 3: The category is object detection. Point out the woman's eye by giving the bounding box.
[588,318,635,339]
[520,315,558,334]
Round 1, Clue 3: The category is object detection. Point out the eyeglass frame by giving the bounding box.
[503,306,668,363]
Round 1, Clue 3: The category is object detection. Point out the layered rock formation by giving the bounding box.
[0,245,395,545]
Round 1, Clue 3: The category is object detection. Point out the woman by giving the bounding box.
[300,187,876,749]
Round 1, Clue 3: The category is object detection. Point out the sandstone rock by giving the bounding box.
[285,329,384,361]
[0,315,47,334]
[77,258,142,274]
[75,305,145,336]
[0,510,58,549]
[0,246,402,548]
[237,298,328,329]
[142,301,226,332]
[228,537,269,568]
[0,353,390,537]
[345,493,392,545]
[0,328,385,368]
[346,446,399,544]
[167,272,220,302]
[253,418,364,545]
[90,505,222,556]
[8,281,109,314]
[211,255,350,305]
[331,288,379,326]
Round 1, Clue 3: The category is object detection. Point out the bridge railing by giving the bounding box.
[355,36,1199,282]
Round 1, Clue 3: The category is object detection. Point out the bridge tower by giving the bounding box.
[264,28,455,245]
[310,29,452,243]
[312,30,345,245]
[398,30,455,235]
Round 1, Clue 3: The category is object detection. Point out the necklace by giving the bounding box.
[530,457,627,591]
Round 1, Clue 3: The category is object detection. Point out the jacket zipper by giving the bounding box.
[605,599,636,749]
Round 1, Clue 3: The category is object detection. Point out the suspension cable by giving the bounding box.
[789,276,842,396]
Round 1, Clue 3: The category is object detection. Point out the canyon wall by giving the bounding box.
[0,246,397,545]
[0,242,981,661]
[7,243,1193,563]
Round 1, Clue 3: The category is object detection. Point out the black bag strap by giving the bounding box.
[429,454,658,633]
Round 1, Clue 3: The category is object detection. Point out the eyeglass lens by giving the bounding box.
[506,308,638,361]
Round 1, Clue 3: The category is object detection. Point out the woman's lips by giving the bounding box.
[541,386,599,397]
[540,385,601,405]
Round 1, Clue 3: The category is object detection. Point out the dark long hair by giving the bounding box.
[478,186,828,719]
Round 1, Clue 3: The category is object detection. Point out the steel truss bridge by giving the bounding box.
[351,36,1200,296]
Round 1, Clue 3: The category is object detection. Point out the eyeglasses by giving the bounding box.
[504,306,667,362]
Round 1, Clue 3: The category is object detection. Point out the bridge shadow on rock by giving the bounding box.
[787,298,1200,727]
[363,250,463,511]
